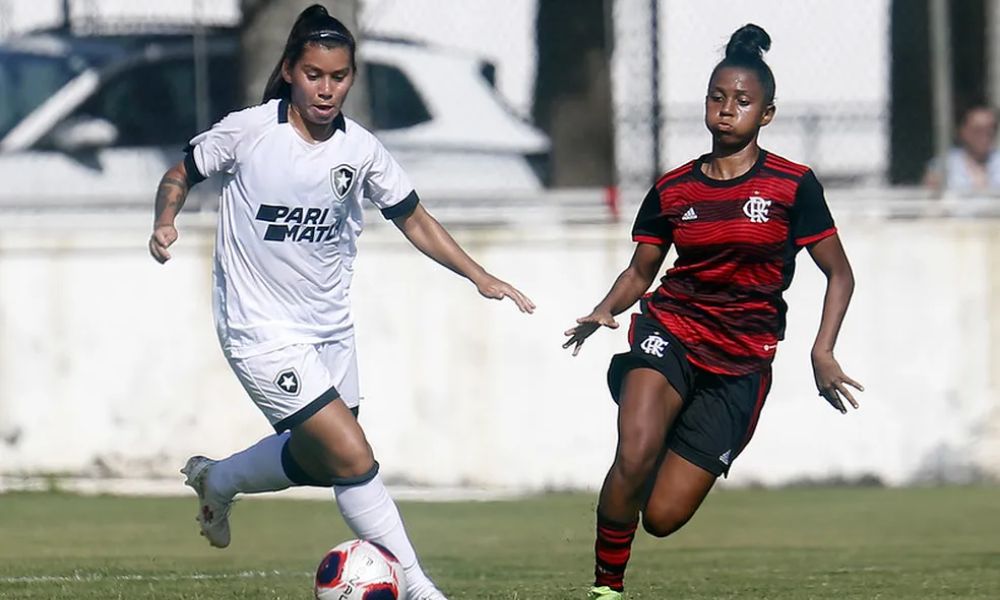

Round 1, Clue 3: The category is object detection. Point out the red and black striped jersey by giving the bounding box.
[632,150,837,376]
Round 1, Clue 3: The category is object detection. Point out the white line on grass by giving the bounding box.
[0,570,311,584]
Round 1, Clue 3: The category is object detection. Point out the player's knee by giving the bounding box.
[287,432,373,484]
[319,443,374,482]
[641,505,693,538]
[330,454,375,481]
[613,444,660,487]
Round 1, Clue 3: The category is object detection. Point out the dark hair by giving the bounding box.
[957,103,997,127]
[261,4,357,103]
[709,24,775,104]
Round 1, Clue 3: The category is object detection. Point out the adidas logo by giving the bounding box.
[681,207,698,221]
[719,449,732,466]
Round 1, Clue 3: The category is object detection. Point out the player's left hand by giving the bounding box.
[475,274,535,313]
[811,350,864,414]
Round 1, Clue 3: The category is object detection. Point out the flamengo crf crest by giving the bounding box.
[743,195,771,223]
[330,164,357,200]
[640,333,668,358]
[274,368,301,396]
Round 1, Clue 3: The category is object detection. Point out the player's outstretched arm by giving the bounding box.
[149,160,192,264]
[563,242,667,356]
[392,204,535,313]
[806,233,864,413]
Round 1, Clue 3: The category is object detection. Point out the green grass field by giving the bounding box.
[0,486,997,599]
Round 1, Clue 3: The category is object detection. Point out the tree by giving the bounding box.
[533,0,615,187]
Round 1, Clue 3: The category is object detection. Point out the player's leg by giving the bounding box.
[182,343,344,548]
[310,338,446,600]
[589,315,695,598]
[641,369,772,537]
[600,368,684,520]
[590,368,683,598]
[639,450,716,537]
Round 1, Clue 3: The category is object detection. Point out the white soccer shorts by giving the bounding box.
[226,337,360,432]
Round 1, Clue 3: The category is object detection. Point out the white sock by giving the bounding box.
[334,474,438,593]
[206,432,295,499]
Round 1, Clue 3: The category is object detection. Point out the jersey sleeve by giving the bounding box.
[184,112,244,183]
[632,187,671,245]
[791,170,837,246]
[364,138,419,220]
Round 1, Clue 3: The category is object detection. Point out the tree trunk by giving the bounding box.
[533,0,616,187]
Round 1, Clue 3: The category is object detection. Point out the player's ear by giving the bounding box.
[760,103,776,127]
[281,59,293,85]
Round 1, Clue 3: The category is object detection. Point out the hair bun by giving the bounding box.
[725,24,771,61]
[302,3,330,19]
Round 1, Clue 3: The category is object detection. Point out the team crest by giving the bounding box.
[274,368,301,396]
[743,195,771,223]
[640,332,669,358]
[330,164,357,200]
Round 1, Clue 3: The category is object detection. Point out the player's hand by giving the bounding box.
[563,310,618,356]
[475,274,535,313]
[149,223,178,264]
[811,350,864,414]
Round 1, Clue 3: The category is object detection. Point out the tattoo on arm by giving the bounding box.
[154,174,190,224]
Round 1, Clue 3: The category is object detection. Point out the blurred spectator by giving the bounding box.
[924,105,1000,193]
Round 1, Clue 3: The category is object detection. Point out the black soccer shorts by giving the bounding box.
[607,312,772,477]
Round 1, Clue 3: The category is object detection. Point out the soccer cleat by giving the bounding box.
[587,585,624,599]
[181,455,234,549]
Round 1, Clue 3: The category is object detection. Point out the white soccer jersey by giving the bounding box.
[185,99,418,358]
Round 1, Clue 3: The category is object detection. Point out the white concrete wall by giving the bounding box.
[1,198,998,490]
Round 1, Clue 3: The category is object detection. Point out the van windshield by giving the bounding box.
[0,52,80,140]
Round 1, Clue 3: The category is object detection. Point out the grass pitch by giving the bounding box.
[0,486,997,599]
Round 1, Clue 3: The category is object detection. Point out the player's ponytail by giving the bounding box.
[711,23,776,104]
[261,3,358,103]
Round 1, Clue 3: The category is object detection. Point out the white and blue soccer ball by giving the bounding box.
[314,539,407,600]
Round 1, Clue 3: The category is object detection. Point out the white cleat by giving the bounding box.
[181,455,234,549]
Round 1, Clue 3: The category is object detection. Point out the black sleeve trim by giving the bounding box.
[182,145,207,187]
[380,190,420,220]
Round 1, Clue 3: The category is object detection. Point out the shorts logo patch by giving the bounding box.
[275,368,301,396]
[330,164,357,200]
[640,332,669,358]
[719,449,732,466]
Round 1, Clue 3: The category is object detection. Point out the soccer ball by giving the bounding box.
[314,539,407,600]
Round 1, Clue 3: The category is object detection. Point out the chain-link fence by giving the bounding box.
[0,0,239,37]
[1,0,968,206]
[358,0,538,120]
[613,0,891,191]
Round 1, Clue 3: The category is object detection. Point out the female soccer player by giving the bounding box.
[148,5,533,599]
[563,24,863,599]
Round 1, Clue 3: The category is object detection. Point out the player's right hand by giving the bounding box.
[562,310,618,356]
[149,224,178,264]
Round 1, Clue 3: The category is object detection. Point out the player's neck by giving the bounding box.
[704,142,760,181]
[288,104,335,143]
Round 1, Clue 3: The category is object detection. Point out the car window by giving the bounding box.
[0,53,80,139]
[367,62,431,130]
[206,55,241,123]
[74,58,197,147]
